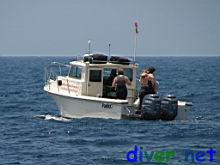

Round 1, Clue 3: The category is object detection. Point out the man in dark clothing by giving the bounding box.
[112,68,131,100]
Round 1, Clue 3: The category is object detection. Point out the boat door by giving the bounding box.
[87,68,103,97]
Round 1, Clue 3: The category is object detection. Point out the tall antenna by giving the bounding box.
[108,42,111,59]
[133,21,139,62]
[88,40,91,54]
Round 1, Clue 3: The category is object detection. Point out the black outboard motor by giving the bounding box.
[160,94,178,120]
[141,94,161,120]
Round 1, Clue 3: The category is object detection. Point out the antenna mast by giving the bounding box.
[133,21,139,62]
[108,42,111,59]
[88,40,91,54]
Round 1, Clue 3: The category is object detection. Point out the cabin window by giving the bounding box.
[89,70,102,82]
[124,68,133,81]
[68,66,82,79]
[103,68,133,83]
[103,68,117,85]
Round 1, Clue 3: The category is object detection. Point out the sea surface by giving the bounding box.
[0,56,220,165]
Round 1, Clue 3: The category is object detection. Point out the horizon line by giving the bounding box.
[0,53,219,57]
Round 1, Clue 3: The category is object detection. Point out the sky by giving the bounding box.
[0,0,219,56]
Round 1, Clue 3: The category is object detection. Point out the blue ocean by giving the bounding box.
[0,56,220,165]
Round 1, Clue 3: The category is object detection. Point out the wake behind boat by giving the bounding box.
[44,52,192,120]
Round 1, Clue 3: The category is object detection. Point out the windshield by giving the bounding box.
[68,66,82,79]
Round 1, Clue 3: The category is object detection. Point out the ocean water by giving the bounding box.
[0,56,220,165]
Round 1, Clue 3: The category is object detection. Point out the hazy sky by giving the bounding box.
[0,0,219,55]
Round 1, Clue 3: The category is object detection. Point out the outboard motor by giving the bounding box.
[141,94,161,120]
[160,94,178,120]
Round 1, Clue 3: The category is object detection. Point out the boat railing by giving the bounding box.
[44,62,71,88]
[127,88,138,105]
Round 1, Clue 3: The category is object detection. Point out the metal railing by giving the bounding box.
[44,62,71,89]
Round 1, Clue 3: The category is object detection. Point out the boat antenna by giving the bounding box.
[88,40,91,54]
[108,42,111,59]
[133,21,139,62]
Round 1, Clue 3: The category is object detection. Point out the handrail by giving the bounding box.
[127,88,138,103]
[44,62,71,89]
[67,79,70,94]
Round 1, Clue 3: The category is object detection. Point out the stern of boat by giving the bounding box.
[176,101,192,120]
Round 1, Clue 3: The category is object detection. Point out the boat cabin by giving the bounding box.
[54,53,138,105]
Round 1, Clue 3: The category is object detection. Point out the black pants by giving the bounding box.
[116,85,127,100]
[139,86,155,110]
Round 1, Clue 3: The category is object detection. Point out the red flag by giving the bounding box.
[134,21,139,33]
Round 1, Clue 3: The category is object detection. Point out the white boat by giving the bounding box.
[44,52,192,120]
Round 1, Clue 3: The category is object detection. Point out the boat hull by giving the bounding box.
[44,84,192,120]
[49,93,191,120]
[49,93,128,119]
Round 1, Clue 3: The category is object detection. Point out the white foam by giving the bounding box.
[34,114,71,122]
